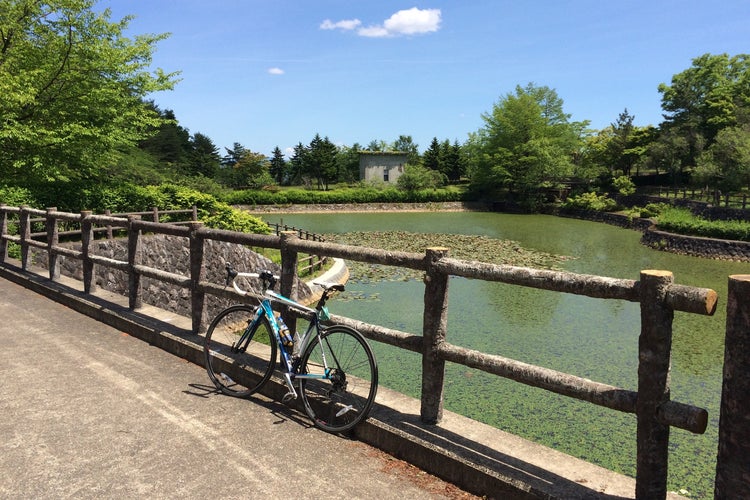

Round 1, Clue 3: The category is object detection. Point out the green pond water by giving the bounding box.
[263,211,748,499]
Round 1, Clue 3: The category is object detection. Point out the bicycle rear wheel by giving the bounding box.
[204,304,277,397]
[298,325,378,433]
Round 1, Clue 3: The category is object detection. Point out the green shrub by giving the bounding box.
[612,175,636,196]
[202,204,271,234]
[639,203,670,218]
[656,207,750,241]
[561,192,618,211]
[0,186,38,207]
[221,186,466,206]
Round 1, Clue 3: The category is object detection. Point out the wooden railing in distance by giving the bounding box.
[268,222,328,276]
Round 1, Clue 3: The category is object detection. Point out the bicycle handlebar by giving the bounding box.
[224,263,344,315]
[225,264,279,297]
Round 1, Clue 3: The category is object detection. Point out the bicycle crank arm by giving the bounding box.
[282,372,298,403]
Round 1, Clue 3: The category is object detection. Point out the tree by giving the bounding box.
[423,137,441,171]
[396,164,444,191]
[217,142,247,186]
[468,83,585,207]
[221,142,247,168]
[658,53,750,166]
[139,106,191,170]
[234,151,272,188]
[445,140,466,181]
[336,143,362,183]
[288,142,307,186]
[188,133,221,178]
[694,125,750,191]
[269,146,286,184]
[0,0,177,185]
[391,135,420,164]
[305,134,338,190]
[608,109,635,176]
[366,139,388,152]
[644,131,689,183]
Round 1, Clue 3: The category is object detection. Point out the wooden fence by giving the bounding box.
[645,187,750,210]
[2,204,749,499]
[268,222,328,276]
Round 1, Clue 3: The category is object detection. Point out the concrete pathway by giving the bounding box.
[0,277,471,499]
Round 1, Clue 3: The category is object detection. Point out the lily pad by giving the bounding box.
[324,231,573,284]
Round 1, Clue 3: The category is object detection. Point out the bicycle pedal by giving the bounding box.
[282,392,297,403]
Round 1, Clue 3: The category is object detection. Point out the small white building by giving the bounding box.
[359,152,409,184]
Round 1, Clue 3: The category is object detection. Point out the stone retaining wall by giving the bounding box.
[34,235,313,322]
[641,228,750,262]
[558,208,750,262]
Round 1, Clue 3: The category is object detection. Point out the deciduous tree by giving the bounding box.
[658,53,750,165]
[468,83,586,208]
[0,0,177,185]
[694,125,750,191]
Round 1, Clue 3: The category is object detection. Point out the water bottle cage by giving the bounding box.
[318,306,331,322]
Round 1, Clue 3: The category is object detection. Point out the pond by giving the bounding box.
[262,211,748,499]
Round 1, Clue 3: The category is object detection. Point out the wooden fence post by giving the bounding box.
[279,231,300,333]
[80,211,96,293]
[127,215,142,309]
[104,209,114,239]
[421,247,450,424]
[19,206,30,270]
[715,275,750,499]
[0,205,7,263]
[636,270,674,499]
[46,207,59,280]
[188,222,205,334]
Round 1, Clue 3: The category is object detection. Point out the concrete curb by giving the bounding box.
[0,261,686,499]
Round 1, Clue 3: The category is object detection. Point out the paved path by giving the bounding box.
[0,277,469,499]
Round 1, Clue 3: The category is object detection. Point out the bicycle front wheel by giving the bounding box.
[298,325,378,433]
[204,304,277,398]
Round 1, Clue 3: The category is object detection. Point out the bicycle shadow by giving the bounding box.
[184,382,314,429]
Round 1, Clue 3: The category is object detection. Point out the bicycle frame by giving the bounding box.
[206,264,378,433]
[235,286,333,401]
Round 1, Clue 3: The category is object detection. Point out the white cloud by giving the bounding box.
[320,18,362,31]
[382,7,442,36]
[357,25,390,38]
[267,67,284,75]
[322,8,441,38]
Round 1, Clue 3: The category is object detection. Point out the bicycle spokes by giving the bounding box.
[298,326,378,433]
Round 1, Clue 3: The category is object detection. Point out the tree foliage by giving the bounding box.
[391,135,420,164]
[694,125,750,191]
[0,0,178,184]
[269,146,286,184]
[467,83,586,206]
[658,53,750,166]
[396,164,444,191]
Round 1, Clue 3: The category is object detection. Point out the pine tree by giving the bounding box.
[269,146,287,184]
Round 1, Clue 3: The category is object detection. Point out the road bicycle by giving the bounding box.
[203,264,378,433]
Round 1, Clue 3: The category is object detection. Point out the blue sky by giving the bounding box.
[99,1,749,156]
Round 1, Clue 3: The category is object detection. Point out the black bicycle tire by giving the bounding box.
[298,325,378,433]
[204,304,276,398]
